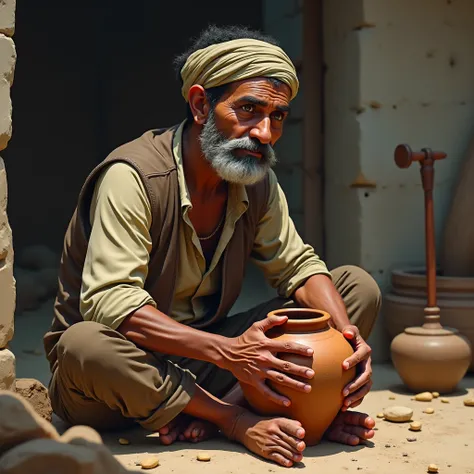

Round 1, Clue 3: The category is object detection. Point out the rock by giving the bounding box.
[428,464,438,473]
[432,392,439,398]
[197,452,211,462]
[15,378,53,422]
[0,390,59,456]
[409,421,422,431]
[0,438,132,473]
[118,438,130,445]
[17,245,59,271]
[140,456,160,469]
[60,426,103,445]
[0,349,15,391]
[423,407,435,414]
[464,398,474,407]
[407,437,417,442]
[376,412,384,418]
[415,392,433,402]
[383,406,413,423]
[441,398,450,403]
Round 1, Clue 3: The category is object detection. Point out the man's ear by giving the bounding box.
[188,85,211,125]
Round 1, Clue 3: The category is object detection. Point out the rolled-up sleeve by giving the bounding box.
[251,169,331,297]
[80,162,156,329]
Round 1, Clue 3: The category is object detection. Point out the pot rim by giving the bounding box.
[391,267,474,292]
[392,267,474,282]
[267,308,331,332]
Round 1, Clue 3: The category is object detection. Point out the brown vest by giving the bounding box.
[43,125,270,371]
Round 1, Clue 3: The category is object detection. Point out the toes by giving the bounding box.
[341,411,375,428]
[278,419,305,439]
[343,425,375,440]
[269,451,295,468]
[326,429,360,446]
[278,430,306,452]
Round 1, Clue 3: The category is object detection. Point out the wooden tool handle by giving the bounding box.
[394,144,448,312]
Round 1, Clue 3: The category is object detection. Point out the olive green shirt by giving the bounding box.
[80,122,330,329]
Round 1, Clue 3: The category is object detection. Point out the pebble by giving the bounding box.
[385,444,391,448]
[196,452,211,462]
[441,398,450,403]
[402,453,408,457]
[407,437,417,442]
[409,421,422,431]
[389,396,396,400]
[383,406,413,422]
[118,438,130,445]
[432,392,440,398]
[428,464,438,473]
[415,392,433,402]
[140,456,160,469]
[376,413,384,418]
[464,398,474,407]
[423,408,435,414]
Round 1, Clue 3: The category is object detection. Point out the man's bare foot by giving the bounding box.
[158,415,191,445]
[225,411,306,468]
[178,419,219,443]
[324,410,375,445]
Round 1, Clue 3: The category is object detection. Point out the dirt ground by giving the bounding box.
[10,300,474,473]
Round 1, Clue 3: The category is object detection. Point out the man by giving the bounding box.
[44,25,381,468]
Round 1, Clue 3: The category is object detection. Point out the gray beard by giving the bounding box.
[199,110,277,186]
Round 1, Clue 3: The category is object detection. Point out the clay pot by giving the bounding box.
[384,268,474,371]
[241,308,356,446]
[391,320,471,393]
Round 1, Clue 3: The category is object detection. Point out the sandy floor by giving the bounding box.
[10,299,474,473]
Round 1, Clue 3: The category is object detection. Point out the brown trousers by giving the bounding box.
[49,265,381,432]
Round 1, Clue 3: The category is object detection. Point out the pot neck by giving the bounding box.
[268,309,331,333]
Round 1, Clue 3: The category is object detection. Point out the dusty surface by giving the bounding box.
[95,365,474,474]
[11,300,474,473]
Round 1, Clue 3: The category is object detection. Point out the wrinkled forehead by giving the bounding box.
[219,77,292,105]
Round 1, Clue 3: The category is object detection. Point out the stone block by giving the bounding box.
[0,157,14,347]
[0,348,15,390]
[15,378,53,423]
[0,35,15,85]
[0,79,12,151]
[0,0,15,37]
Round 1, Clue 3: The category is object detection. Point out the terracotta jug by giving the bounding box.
[241,308,356,446]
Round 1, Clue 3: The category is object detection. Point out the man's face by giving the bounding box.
[199,78,291,186]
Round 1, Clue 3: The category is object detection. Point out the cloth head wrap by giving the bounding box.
[180,38,299,102]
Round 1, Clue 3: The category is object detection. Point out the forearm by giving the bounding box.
[293,274,351,331]
[118,304,227,367]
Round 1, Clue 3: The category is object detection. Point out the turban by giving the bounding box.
[180,38,299,102]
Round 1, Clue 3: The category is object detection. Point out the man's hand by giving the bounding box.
[340,325,373,411]
[222,315,315,407]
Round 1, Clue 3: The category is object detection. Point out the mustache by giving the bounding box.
[219,136,274,158]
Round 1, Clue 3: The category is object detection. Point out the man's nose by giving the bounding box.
[250,117,272,145]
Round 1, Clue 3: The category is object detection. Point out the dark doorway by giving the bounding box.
[5,1,264,254]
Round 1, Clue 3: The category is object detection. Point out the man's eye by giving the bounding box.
[242,104,254,113]
[272,112,284,122]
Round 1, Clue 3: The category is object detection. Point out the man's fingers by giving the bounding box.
[272,357,314,380]
[343,381,373,408]
[272,340,314,357]
[343,345,371,370]
[266,370,312,393]
[258,381,291,407]
[257,315,288,332]
[343,361,372,396]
